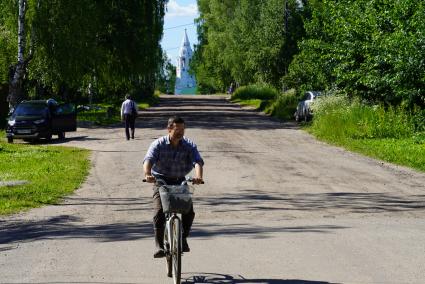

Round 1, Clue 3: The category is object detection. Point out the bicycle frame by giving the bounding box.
[143,176,202,284]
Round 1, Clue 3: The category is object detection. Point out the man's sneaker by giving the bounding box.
[154,249,165,258]
[182,238,190,252]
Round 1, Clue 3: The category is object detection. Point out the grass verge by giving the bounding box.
[230,88,425,173]
[346,137,425,172]
[77,103,121,126]
[0,135,90,215]
[77,95,160,126]
[231,98,264,109]
[231,88,298,121]
[307,131,425,172]
[308,94,425,172]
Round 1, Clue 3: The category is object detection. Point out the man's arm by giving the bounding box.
[120,102,124,121]
[193,163,203,184]
[143,160,155,183]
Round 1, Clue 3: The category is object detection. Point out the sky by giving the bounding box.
[162,0,199,66]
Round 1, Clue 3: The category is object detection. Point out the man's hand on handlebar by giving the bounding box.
[144,175,156,183]
[191,177,204,185]
[143,175,204,185]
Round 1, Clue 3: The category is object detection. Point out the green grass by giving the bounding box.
[231,98,263,109]
[308,94,425,172]
[346,137,425,172]
[77,96,159,126]
[0,136,90,215]
[77,104,121,125]
[264,89,298,120]
[231,88,298,120]
[310,96,415,139]
[231,84,278,100]
[307,134,425,172]
[231,89,425,172]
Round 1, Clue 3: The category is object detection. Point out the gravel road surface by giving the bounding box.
[1,95,425,284]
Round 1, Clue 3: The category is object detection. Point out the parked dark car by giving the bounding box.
[294,91,321,122]
[6,99,76,143]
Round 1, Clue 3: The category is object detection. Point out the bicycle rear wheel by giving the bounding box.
[171,218,182,284]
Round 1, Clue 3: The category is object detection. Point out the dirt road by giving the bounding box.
[1,95,425,283]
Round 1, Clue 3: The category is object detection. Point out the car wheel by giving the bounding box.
[7,137,13,143]
[58,132,65,140]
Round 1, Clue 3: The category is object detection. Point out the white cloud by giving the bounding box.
[166,0,198,18]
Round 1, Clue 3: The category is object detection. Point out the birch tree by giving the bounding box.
[7,0,31,112]
[2,0,168,106]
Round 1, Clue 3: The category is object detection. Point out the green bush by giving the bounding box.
[77,104,121,125]
[411,107,425,133]
[311,94,417,141]
[266,89,298,120]
[231,84,278,100]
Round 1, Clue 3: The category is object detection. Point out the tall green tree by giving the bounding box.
[191,0,236,93]
[156,52,176,94]
[285,0,425,106]
[191,0,307,93]
[1,0,168,110]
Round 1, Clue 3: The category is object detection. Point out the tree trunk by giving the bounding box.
[7,0,27,113]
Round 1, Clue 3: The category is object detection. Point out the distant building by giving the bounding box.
[174,29,197,95]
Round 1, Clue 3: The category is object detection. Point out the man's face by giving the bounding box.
[168,122,185,141]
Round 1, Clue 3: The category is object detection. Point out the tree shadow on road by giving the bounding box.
[191,223,349,240]
[183,273,338,284]
[48,135,107,144]
[138,96,297,131]
[0,215,153,245]
[196,189,425,215]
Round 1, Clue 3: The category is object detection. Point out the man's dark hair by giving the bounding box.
[168,116,185,127]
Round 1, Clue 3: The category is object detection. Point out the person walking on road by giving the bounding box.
[121,94,138,140]
[143,116,204,258]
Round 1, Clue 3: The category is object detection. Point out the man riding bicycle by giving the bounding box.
[143,116,204,258]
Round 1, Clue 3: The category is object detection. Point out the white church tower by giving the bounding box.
[174,29,197,94]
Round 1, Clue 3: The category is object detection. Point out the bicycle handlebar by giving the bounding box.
[142,177,204,185]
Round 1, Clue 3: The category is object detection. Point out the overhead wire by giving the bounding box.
[164,22,195,30]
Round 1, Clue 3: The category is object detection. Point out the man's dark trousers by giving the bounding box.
[152,184,195,239]
[124,113,136,140]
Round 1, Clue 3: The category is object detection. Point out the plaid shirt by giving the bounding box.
[144,135,204,178]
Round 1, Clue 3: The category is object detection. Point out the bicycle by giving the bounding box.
[144,177,202,284]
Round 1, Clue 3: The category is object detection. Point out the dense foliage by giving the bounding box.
[286,0,425,107]
[156,52,176,94]
[311,94,417,140]
[193,0,424,108]
[0,0,168,106]
[191,0,308,93]
[232,84,278,100]
[308,93,425,172]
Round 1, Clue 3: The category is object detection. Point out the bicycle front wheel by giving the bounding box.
[171,217,182,284]
[164,227,172,278]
